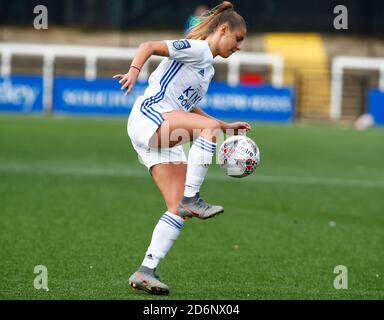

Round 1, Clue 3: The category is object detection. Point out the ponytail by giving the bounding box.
[186,1,246,40]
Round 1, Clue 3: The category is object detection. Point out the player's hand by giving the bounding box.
[225,121,251,135]
[113,69,139,95]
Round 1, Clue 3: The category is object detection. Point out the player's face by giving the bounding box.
[218,25,246,58]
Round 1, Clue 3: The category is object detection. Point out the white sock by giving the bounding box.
[184,136,216,197]
[141,211,184,269]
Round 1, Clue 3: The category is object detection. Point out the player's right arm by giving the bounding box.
[113,41,169,95]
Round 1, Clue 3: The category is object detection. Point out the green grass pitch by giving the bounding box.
[0,114,383,299]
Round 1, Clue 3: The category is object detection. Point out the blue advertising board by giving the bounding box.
[53,76,294,121]
[1,75,295,122]
[368,89,384,126]
[0,76,43,112]
[200,82,294,122]
[53,76,147,115]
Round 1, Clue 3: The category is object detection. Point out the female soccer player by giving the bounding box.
[113,1,250,295]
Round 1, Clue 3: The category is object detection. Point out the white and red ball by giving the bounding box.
[218,135,260,178]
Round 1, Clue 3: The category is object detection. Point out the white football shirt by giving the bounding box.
[138,39,215,123]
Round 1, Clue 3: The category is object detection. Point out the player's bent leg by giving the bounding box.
[180,135,225,219]
[149,111,224,220]
[150,163,223,219]
[148,110,221,148]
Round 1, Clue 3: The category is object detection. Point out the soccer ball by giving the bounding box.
[218,135,260,178]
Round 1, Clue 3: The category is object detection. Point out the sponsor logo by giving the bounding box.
[0,79,40,109]
[178,85,202,111]
[172,40,191,50]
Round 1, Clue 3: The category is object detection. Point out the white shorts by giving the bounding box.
[130,141,187,170]
[127,97,187,170]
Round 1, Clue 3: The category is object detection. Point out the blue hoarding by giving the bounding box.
[201,82,294,122]
[368,89,384,126]
[53,76,294,121]
[53,76,146,115]
[1,75,295,122]
[0,76,43,112]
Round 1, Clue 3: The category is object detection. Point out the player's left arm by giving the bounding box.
[191,107,251,133]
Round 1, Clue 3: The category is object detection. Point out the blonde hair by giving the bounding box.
[186,1,246,40]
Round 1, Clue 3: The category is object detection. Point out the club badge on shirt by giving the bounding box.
[172,40,191,50]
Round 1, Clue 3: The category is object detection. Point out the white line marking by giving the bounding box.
[1,162,384,188]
